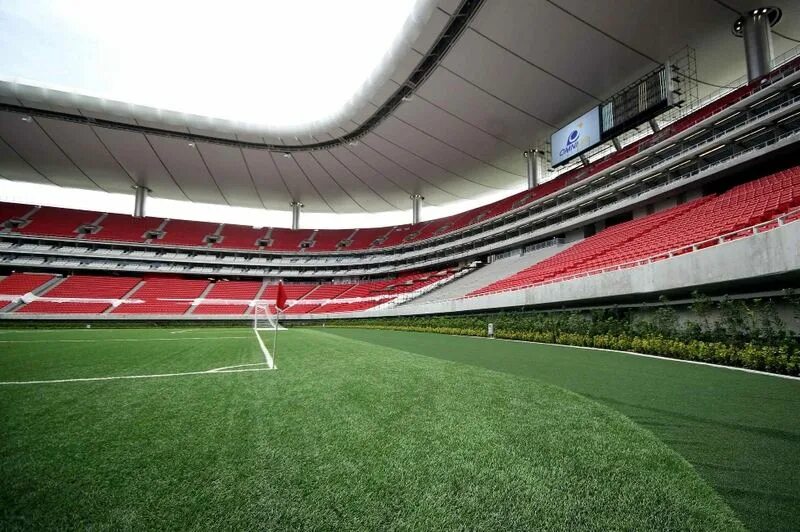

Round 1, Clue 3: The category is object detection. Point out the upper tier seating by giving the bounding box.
[266,228,315,251]
[18,207,98,238]
[0,272,55,295]
[468,167,800,297]
[215,225,269,250]
[0,203,34,226]
[348,227,394,249]
[88,214,162,243]
[310,229,354,251]
[157,220,219,247]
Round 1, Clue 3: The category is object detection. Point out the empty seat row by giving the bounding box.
[469,167,800,297]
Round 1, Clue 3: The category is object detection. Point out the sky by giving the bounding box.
[0,0,499,228]
[0,0,427,133]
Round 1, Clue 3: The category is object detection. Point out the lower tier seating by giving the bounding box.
[113,277,210,314]
[0,272,55,295]
[468,167,800,297]
[4,269,458,316]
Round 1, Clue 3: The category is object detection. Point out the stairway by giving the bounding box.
[407,243,573,304]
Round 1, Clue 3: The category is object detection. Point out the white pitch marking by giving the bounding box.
[472,335,800,382]
[252,329,276,369]
[208,362,269,372]
[0,336,251,344]
[0,366,274,386]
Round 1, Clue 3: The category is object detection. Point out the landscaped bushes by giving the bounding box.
[324,294,800,376]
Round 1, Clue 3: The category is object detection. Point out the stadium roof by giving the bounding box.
[0,0,799,217]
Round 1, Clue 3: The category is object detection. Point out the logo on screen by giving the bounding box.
[560,124,583,158]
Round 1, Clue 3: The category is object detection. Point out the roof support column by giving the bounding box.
[290,201,303,230]
[733,7,782,82]
[524,149,542,189]
[411,194,424,224]
[133,185,150,218]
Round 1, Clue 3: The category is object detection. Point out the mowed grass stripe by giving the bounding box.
[1,328,741,530]
[320,327,800,532]
[0,329,263,381]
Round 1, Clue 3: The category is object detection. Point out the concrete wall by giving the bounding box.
[346,220,800,318]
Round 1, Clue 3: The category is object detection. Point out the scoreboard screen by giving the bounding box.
[550,106,602,167]
[600,65,672,138]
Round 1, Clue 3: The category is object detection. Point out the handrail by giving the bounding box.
[461,206,800,300]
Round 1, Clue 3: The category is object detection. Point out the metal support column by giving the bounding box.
[733,7,782,82]
[523,150,542,189]
[290,201,303,230]
[133,185,150,218]
[411,194,424,224]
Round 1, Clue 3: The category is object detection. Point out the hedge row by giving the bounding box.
[324,322,799,376]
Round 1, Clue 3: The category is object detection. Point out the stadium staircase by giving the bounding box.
[409,242,573,304]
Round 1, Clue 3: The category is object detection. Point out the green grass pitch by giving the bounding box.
[0,326,796,530]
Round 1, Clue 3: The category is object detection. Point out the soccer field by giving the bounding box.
[1,327,797,530]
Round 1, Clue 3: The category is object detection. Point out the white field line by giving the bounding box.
[0,330,277,385]
[253,329,276,369]
[0,365,274,386]
[476,335,800,381]
[208,362,268,372]
[0,336,251,344]
[313,328,800,381]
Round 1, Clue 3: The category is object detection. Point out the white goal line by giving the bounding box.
[0,364,274,386]
[0,336,252,344]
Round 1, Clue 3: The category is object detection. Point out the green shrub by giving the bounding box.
[325,298,799,376]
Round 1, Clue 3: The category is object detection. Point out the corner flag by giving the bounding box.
[275,281,288,311]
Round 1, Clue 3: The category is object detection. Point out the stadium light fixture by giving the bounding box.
[0,0,433,137]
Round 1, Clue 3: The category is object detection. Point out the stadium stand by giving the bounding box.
[267,228,315,251]
[0,48,797,257]
[347,227,394,249]
[15,274,139,314]
[87,214,161,243]
[0,272,55,295]
[193,280,262,315]
[310,229,354,251]
[157,220,219,247]
[0,203,35,227]
[0,268,461,316]
[113,276,209,314]
[18,206,98,238]
[215,225,269,250]
[468,168,800,297]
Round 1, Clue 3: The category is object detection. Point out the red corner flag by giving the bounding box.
[275,281,288,311]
